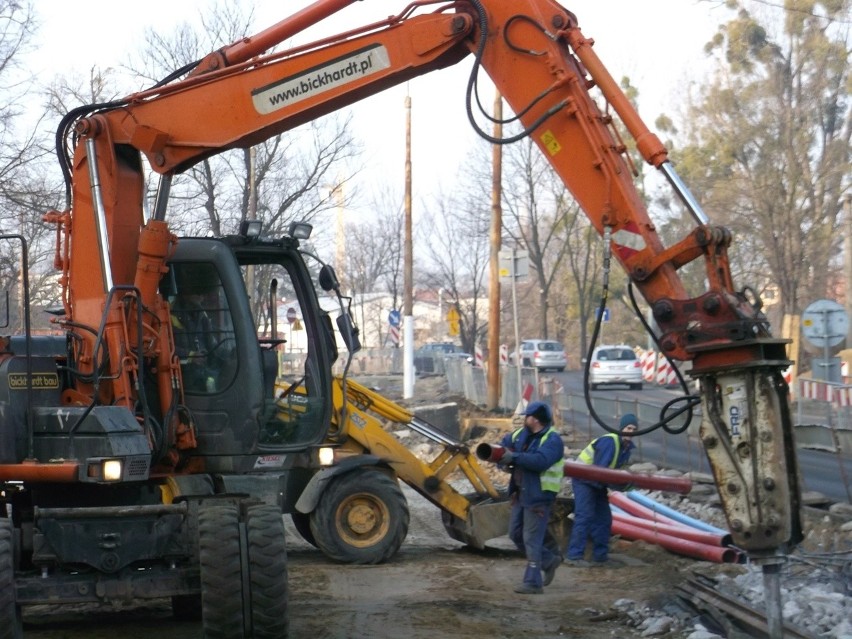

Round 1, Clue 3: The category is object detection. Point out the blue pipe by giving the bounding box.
[626,491,728,535]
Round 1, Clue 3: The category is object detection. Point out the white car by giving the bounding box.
[588,345,643,390]
[511,339,567,372]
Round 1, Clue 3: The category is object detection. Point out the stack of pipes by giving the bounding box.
[476,443,740,564]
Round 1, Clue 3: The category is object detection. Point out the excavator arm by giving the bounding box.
[51,0,801,553]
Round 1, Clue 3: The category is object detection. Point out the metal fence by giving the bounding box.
[290,347,852,458]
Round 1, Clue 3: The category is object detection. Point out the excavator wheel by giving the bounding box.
[289,511,317,547]
[0,519,22,639]
[310,468,409,564]
[199,502,245,639]
[245,504,289,638]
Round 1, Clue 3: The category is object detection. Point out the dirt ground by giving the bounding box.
[285,487,717,639]
[22,484,713,639]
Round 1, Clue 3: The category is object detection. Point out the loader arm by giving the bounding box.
[51,0,800,552]
[280,377,501,521]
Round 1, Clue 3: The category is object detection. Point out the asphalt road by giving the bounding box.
[551,370,852,505]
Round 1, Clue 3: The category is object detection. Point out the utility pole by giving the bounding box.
[403,95,415,398]
[844,195,852,345]
[487,92,503,411]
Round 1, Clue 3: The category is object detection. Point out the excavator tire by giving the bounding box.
[246,505,289,638]
[199,502,244,639]
[289,511,317,547]
[0,519,22,639]
[310,468,409,564]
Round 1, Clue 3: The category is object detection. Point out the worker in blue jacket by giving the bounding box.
[565,413,637,566]
[498,401,565,594]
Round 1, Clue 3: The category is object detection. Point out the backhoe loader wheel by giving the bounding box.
[199,502,244,639]
[0,519,22,639]
[246,505,289,638]
[310,468,409,564]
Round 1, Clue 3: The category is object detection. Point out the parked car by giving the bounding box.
[510,339,567,372]
[414,342,472,373]
[588,344,643,390]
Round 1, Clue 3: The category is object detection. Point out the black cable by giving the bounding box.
[464,1,567,145]
[581,230,699,437]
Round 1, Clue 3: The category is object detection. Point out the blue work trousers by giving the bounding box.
[566,478,612,562]
[508,501,560,588]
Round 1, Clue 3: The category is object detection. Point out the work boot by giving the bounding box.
[542,557,562,586]
[513,583,543,595]
[564,558,593,568]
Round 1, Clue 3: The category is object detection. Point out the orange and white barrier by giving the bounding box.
[640,351,657,383]
[799,378,852,407]
[499,344,509,366]
[474,345,484,368]
[655,357,678,387]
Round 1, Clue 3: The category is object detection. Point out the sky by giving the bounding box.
[29,1,727,212]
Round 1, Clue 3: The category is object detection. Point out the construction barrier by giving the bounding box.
[799,378,852,407]
[474,345,484,368]
[640,350,656,383]
[655,357,677,387]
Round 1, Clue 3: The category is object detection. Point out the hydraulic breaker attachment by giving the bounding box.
[696,366,803,553]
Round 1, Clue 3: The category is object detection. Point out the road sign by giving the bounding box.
[498,249,529,280]
[447,307,460,337]
[286,307,297,324]
[595,307,611,322]
[802,299,848,349]
[388,309,401,327]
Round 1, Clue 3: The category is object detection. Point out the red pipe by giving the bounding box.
[611,511,732,548]
[562,460,692,494]
[611,519,741,564]
[608,491,684,527]
[475,444,692,494]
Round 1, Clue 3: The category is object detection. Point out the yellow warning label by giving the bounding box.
[541,130,561,156]
[8,372,59,390]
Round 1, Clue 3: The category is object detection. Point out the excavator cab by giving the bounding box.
[163,226,339,472]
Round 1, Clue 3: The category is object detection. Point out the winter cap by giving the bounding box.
[619,413,638,430]
[524,401,552,425]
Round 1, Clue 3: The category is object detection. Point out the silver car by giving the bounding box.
[589,345,643,390]
[514,339,567,372]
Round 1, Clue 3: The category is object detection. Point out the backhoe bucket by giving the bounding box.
[441,497,510,549]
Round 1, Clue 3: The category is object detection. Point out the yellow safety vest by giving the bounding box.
[511,426,564,493]
[577,433,621,469]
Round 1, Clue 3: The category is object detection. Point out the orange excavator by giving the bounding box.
[0,1,802,636]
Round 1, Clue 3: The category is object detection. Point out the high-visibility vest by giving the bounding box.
[511,426,564,493]
[577,433,621,469]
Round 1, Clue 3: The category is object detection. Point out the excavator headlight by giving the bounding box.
[318,446,335,466]
[240,219,263,238]
[103,459,123,481]
[288,222,313,240]
[85,458,123,482]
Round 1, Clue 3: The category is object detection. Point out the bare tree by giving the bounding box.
[419,188,490,353]
[0,1,62,330]
[501,136,570,340]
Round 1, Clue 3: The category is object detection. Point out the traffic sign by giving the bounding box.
[595,307,610,322]
[388,309,401,327]
[286,307,297,324]
[802,299,848,349]
[447,307,460,337]
[498,249,529,280]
